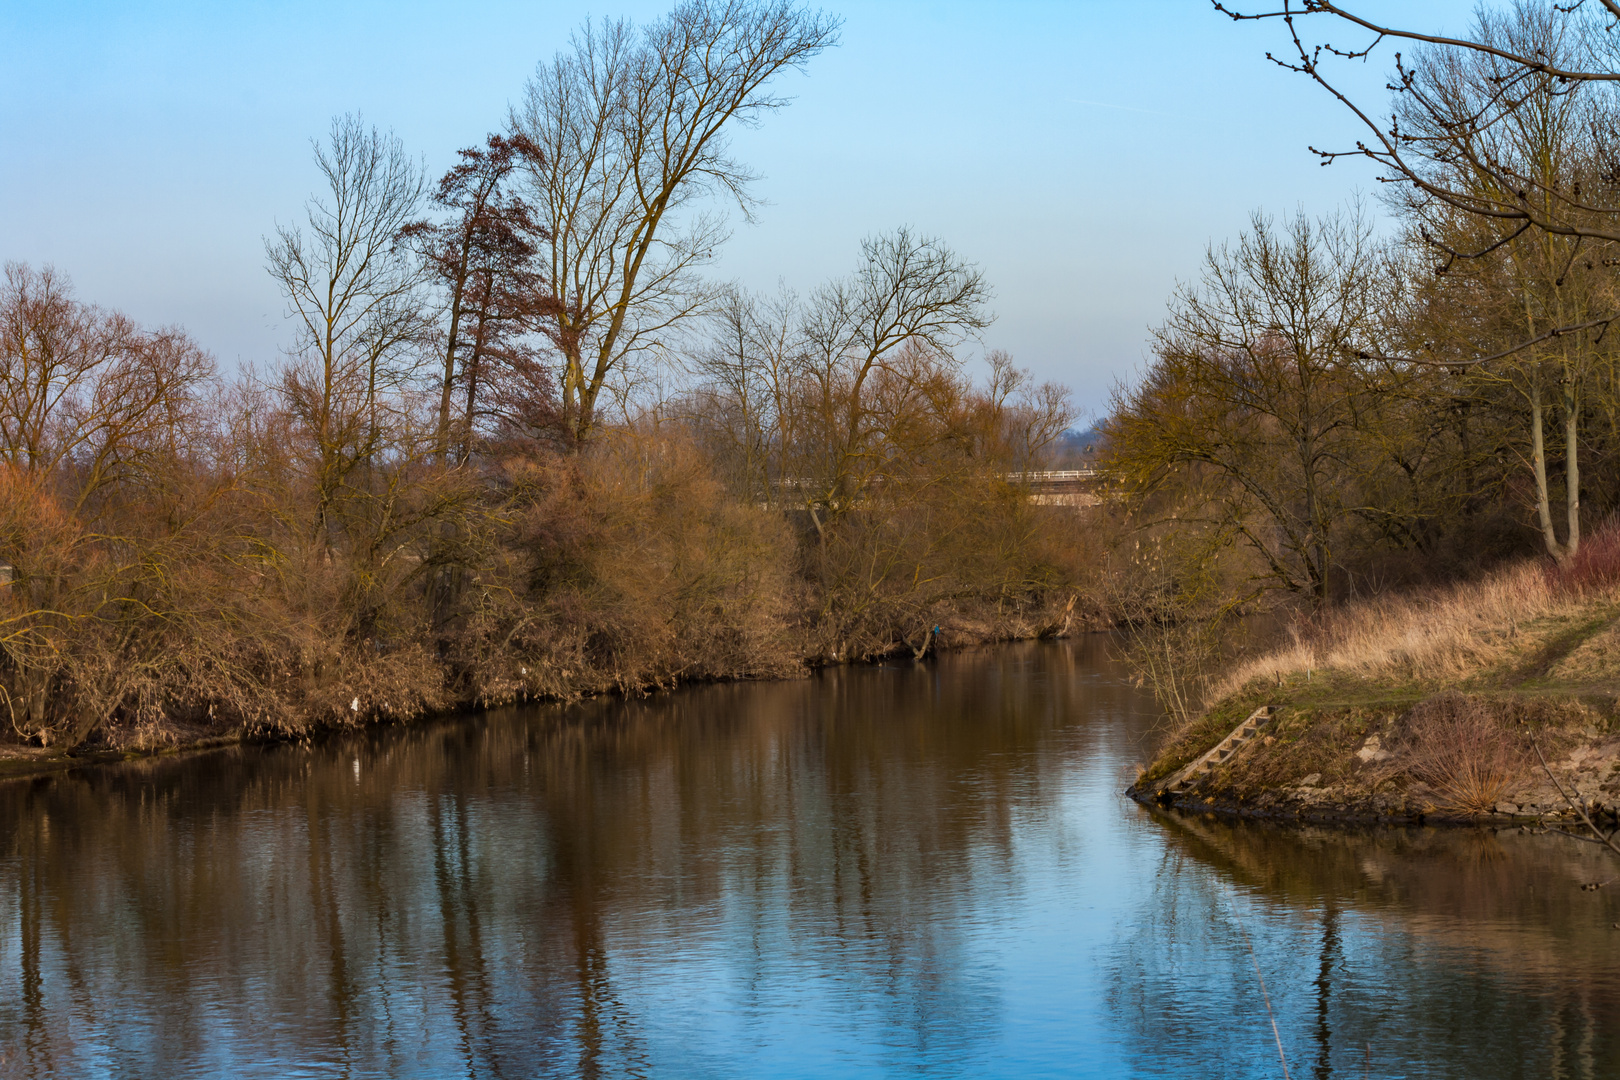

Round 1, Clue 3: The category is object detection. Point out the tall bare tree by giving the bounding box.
[266,114,428,538]
[511,0,840,442]
[1215,0,1620,351]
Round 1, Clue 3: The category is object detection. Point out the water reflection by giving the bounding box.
[1113,810,1620,1079]
[0,638,1617,1077]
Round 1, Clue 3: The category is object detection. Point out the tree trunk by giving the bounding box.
[1563,370,1580,561]
[1531,379,1573,564]
[437,284,465,463]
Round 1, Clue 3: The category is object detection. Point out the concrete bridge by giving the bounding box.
[770,469,1101,508]
[1007,470,1100,506]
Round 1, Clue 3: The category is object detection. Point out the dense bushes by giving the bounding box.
[0,263,1086,752]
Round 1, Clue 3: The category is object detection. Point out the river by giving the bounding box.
[1,638,1617,1078]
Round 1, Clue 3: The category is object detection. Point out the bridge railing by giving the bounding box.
[1004,469,1096,483]
[768,470,1097,491]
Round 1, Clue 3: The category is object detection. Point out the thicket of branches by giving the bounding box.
[1090,0,1620,732]
[1105,3,1620,620]
[0,0,1088,751]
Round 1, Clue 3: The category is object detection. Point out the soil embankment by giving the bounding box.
[1127,562,1620,827]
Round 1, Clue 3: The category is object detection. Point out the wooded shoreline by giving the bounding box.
[0,605,1099,782]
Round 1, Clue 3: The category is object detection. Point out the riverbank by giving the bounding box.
[0,599,1099,781]
[1127,559,1620,827]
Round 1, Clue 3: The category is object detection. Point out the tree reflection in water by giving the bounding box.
[1112,809,1620,1078]
[0,638,1618,1077]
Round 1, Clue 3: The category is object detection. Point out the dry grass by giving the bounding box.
[1209,560,1592,699]
[1141,550,1620,808]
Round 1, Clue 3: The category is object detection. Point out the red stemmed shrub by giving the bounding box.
[1552,517,1620,596]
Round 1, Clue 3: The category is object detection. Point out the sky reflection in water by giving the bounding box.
[2,638,1618,1078]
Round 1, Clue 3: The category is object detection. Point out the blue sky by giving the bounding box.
[0,1,1476,416]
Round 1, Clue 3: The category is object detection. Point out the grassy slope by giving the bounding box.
[1135,561,1620,817]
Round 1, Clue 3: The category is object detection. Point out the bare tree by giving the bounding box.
[1214,0,1620,354]
[685,284,790,500]
[266,114,428,537]
[686,281,841,505]
[981,349,1076,474]
[685,229,992,533]
[511,0,840,443]
[1378,6,1620,564]
[790,229,993,534]
[1104,207,1394,604]
[0,262,214,517]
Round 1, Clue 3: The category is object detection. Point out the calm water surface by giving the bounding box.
[2,638,1619,1078]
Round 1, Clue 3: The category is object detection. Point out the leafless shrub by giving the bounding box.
[1125,618,1221,731]
[437,423,804,702]
[1099,523,1241,730]
[1398,693,1527,815]
[1553,516,1620,597]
